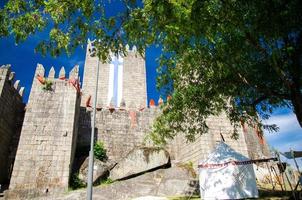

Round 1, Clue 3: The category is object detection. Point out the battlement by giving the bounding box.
[82,41,147,109]
[125,44,139,53]
[34,63,79,80]
[28,64,80,103]
[0,64,25,99]
[0,64,25,185]
[87,39,140,55]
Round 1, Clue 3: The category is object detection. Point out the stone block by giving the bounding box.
[78,157,116,184]
[110,147,170,180]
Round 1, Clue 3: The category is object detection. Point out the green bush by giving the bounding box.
[42,79,53,91]
[100,178,113,185]
[94,141,107,161]
[177,161,197,178]
[69,173,85,190]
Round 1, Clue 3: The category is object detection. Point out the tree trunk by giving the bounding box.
[291,87,302,128]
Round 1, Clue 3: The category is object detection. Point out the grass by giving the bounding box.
[168,196,200,200]
[256,181,300,200]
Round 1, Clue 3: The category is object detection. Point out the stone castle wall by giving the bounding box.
[7,64,80,199]
[77,103,269,169]
[242,123,271,160]
[170,113,251,169]
[0,65,25,185]
[77,107,160,161]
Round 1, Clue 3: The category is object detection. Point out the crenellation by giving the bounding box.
[13,79,20,90]
[0,64,25,188]
[131,45,137,52]
[69,65,79,79]
[125,44,130,51]
[48,66,55,78]
[35,63,45,76]
[8,71,15,81]
[59,66,66,79]
[19,87,25,97]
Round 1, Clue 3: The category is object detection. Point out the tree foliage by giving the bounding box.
[1,0,301,144]
[143,0,302,144]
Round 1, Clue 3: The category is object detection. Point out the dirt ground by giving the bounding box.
[167,182,302,200]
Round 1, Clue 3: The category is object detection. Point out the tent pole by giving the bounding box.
[271,166,283,191]
[276,152,287,191]
[276,151,296,200]
[282,172,287,191]
[291,149,301,175]
[291,149,301,191]
[266,162,275,191]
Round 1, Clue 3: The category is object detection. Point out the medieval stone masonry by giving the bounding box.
[0,42,270,199]
[4,64,80,199]
[0,65,25,186]
[81,41,147,109]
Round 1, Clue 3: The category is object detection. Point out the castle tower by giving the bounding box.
[7,64,80,198]
[81,40,147,109]
[0,65,25,186]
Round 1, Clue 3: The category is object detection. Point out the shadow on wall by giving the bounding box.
[72,107,99,173]
[0,75,25,192]
[7,107,25,184]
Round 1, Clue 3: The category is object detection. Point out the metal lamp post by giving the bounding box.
[87,40,100,200]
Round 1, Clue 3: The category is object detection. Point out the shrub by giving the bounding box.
[177,161,197,178]
[94,141,107,161]
[42,79,53,91]
[100,178,113,185]
[69,173,85,190]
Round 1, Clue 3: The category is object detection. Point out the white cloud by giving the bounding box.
[263,112,302,167]
[263,113,301,143]
[265,114,299,133]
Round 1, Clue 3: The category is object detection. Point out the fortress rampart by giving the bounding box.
[6,64,80,198]
[0,65,25,186]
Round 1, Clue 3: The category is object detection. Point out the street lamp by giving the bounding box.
[87,39,100,200]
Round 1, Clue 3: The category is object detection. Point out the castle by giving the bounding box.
[0,41,270,198]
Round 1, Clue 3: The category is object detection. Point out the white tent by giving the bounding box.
[199,142,259,199]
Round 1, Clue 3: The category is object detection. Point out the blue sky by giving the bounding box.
[263,110,302,167]
[0,34,161,103]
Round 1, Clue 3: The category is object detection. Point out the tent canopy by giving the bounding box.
[199,142,259,199]
[282,151,302,159]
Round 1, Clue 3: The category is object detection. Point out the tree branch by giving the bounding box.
[252,96,268,107]
[245,32,294,89]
